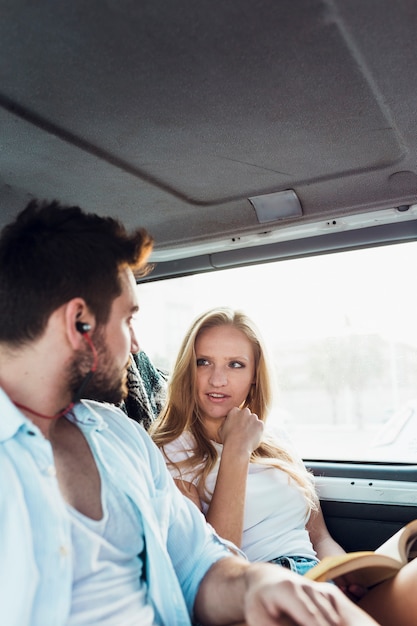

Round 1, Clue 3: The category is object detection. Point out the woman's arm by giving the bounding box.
[173,407,263,547]
[203,407,263,547]
[307,507,346,559]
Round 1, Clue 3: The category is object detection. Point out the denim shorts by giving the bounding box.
[269,555,319,576]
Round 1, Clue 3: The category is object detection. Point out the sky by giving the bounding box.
[135,240,417,368]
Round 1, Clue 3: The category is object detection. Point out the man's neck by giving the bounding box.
[13,400,73,437]
[0,344,72,439]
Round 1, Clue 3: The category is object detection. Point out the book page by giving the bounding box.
[375,520,417,564]
[306,552,402,588]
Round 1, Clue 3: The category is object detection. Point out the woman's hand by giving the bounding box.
[205,407,263,546]
[218,406,264,457]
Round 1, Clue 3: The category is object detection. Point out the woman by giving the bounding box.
[150,307,345,575]
[150,307,417,625]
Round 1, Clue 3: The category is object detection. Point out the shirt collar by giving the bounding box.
[0,387,37,442]
[66,400,107,432]
[0,388,107,442]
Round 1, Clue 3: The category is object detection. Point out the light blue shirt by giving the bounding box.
[0,388,233,626]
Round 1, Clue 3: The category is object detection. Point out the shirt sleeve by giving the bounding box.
[92,407,240,620]
[144,430,237,616]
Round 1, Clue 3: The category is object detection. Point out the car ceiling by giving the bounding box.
[1,0,417,263]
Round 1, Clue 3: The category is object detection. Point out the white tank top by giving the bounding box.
[164,432,316,563]
[66,457,157,625]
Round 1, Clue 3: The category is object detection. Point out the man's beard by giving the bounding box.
[68,329,129,405]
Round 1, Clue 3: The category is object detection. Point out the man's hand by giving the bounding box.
[244,564,379,626]
[195,558,380,626]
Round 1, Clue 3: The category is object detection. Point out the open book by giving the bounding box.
[305,519,417,589]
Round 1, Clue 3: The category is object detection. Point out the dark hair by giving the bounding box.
[0,199,153,345]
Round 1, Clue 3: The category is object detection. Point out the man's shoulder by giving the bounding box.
[74,400,150,444]
[75,400,164,469]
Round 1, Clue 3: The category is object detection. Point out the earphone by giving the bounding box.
[75,321,92,334]
[15,320,95,419]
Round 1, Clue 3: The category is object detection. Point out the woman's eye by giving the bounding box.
[196,358,209,366]
[230,361,244,369]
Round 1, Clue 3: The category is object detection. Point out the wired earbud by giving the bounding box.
[72,320,98,403]
[14,320,96,419]
[76,321,92,334]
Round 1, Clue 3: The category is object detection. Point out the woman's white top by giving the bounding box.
[163,432,316,563]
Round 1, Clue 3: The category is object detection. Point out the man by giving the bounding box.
[0,200,380,626]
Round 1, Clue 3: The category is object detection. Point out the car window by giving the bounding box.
[136,240,417,464]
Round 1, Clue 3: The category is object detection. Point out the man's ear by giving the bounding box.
[64,298,94,348]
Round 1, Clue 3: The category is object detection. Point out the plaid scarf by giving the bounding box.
[119,351,168,430]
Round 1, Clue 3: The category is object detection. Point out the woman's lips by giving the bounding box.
[206,392,229,402]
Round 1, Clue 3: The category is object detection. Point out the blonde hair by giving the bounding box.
[150,307,318,511]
